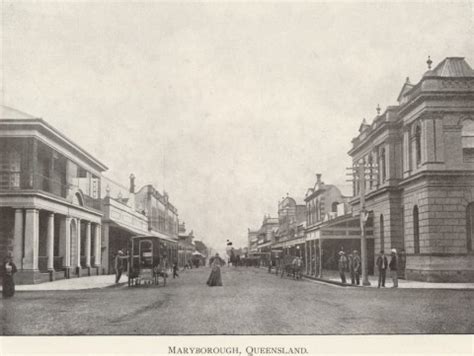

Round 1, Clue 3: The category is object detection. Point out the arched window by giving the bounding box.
[380,214,385,252]
[331,202,338,213]
[466,203,474,252]
[415,125,422,166]
[73,192,84,206]
[413,205,420,254]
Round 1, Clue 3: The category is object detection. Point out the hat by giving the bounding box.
[391,248,397,254]
[353,250,358,254]
[117,250,124,255]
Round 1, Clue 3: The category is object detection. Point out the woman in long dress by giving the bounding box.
[2,255,18,298]
[206,253,223,287]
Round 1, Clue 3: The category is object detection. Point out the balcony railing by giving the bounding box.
[0,172,101,210]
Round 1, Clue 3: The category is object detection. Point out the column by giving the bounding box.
[62,217,72,268]
[13,209,24,268]
[46,212,55,271]
[76,219,81,268]
[94,224,102,267]
[318,239,323,278]
[85,222,91,267]
[314,240,318,276]
[23,209,39,271]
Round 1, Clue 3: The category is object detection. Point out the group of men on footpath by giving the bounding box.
[337,250,361,285]
[338,248,399,288]
[376,249,399,288]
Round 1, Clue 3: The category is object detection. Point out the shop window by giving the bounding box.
[413,205,420,254]
[466,203,474,252]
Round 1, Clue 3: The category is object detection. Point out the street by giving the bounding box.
[1,266,473,335]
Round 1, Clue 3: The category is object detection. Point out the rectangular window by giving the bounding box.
[462,120,474,163]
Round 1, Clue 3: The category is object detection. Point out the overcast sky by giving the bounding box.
[1,1,473,253]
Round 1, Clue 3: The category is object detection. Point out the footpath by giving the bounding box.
[303,270,474,289]
[265,267,474,290]
[0,274,127,291]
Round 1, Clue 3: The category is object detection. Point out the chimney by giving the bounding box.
[129,173,135,193]
[316,173,322,184]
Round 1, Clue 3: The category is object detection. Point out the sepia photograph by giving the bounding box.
[0,0,473,350]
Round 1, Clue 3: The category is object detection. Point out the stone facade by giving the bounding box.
[349,57,474,282]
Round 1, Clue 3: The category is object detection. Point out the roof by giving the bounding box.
[424,57,474,78]
[0,105,108,172]
[397,78,415,102]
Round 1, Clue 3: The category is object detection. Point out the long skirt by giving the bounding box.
[2,275,15,298]
[206,267,223,287]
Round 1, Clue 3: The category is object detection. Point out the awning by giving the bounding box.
[108,220,150,237]
[109,220,178,244]
[150,230,178,244]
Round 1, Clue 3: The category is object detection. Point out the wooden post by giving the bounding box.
[358,162,371,286]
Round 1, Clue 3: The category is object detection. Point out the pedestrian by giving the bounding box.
[348,251,355,284]
[338,251,348,284]
[173,260,179,279]
[1,254,17,298]
[389,248,398,288]
[295,256,303,280]
[376,250,388,288]
[114,249,126,284]
[352,250,361,285]
[207,253,223,287]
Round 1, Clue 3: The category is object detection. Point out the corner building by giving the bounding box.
[349,57,474,282]
[0,106,106,283]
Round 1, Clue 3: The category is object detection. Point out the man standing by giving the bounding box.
[352,250,361,285]
[348,251,355,284]
[389,248,398,288]
[173,260,179,279]
[376,250,388,288]
[338,251,348,284]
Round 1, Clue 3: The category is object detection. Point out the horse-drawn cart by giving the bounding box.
[127,235,168,287]
[279,255,303,280]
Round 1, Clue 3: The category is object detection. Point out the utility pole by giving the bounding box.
[346,161,377,286]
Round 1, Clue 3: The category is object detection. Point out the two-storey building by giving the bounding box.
[273,195,306,256]
[349,57,474,282]
[303,174,367,276]
[256,215,279,257]
[135,185,179,267]
[0,106,107,283]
